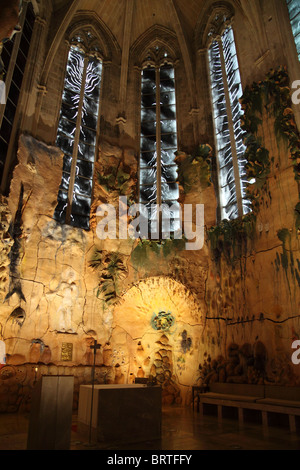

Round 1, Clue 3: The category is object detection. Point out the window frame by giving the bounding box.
[54,30,103,230]
[138,51,180,240]
[207,23,249,222]
[0,1,35,191]
[286,0,300,62]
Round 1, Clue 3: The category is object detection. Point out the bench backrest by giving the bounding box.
[264,385,300,401]
[209,382,265,397]
[209,383,300,400]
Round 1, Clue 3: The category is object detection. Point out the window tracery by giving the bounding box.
[139,45,180,238]
[54,28,103,230]
[0,1,35,187]
[207,17,250,220]
[286,0,300,61]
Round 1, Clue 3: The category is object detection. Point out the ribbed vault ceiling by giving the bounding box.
[51,0,207,50]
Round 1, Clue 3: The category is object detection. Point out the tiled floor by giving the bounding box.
[0,405,300,451]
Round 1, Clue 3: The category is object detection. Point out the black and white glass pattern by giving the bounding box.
[286,0,300,61]
[139,65,180,237]
[54,46,102,230]
[0,2,35,183]
[209,27,250,221]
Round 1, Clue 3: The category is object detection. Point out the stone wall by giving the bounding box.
[0,0,300,414]
[0,107,299,413]
[0,133,213,410]
[203,71,300,388]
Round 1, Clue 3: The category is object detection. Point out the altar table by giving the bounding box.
[77,384,162,445]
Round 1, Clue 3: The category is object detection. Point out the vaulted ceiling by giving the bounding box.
[50,0,207,52]
[41,0,216,106]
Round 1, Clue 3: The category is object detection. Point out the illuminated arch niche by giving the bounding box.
[112,277,203,395]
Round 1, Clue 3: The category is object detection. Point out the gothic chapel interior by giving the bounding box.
[0,0,300,450]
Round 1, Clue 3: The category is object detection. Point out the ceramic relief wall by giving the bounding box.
[0,66,300,412]
[0,134,210,410]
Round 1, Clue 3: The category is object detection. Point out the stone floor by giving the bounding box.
[1,405,300,452]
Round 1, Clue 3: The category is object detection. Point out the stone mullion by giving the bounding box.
[119,0,134,117]
[156,66,162,239]
[19,15,47,132]
[66,54,89,224]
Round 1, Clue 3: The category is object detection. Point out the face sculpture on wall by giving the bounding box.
[151,310,175,332]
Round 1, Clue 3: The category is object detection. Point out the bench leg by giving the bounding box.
[238,407,244,427]
[199,402,204,419]
[217,405,222,423]
[196,396,200,413]
[262,411,268,428]
[261,411,271,437]
[289,415,296,433]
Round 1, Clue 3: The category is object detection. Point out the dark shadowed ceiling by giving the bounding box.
[50,0,208,51]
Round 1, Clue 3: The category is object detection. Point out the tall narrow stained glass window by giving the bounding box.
[286,0,300,61]
[208,26,251,221]
[139,61,180,238]
[0,1,35,187]
[54,32,102,230]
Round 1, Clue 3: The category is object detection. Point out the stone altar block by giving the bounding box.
[78,384,162,445]
[27,375,74,450]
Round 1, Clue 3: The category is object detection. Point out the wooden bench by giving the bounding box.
[256,385,300,433]
[197,383,300,433]
[198,383,264,426]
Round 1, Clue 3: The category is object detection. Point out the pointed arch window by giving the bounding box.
[139,47,180,239]
[208,22,250,221]
[286,0,300,61]
[0,1,35,188]
[54,30,103,230]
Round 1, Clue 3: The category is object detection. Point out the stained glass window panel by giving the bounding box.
[139,64,179,236]
[209,26,250,220]
[222,27,249,215]
[74,176,93,197]
[287,0,300,60]
[140,151,156,168]
[78,142,96,161]
[0,3,35,183]
[54,43,102,230]
[140,167,157,185]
